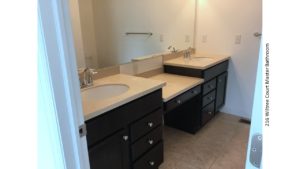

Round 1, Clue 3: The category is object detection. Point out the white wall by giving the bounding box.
[195,0,262,119]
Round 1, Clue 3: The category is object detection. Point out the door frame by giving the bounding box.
[38,0,90,168]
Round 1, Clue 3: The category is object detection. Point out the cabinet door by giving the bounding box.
[216,72,228,111]
[88,129,130,169]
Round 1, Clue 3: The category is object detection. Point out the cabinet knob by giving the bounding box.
[192,90,198,94]
[219,79,222,83]
[148,161,155,166]
[208,96,213,100]
[208,84,213,89]
[176,99,182,104]
[148,139,154,145]
[123,135,129,141]
[208,112,212,115]
[148,122,154,128]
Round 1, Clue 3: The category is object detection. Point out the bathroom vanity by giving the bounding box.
[82,74,165,169]
[86,90,163,169]
[80,54,230,169]
[162,54,230,133]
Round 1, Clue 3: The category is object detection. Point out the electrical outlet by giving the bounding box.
[160,34,164,42]
[235,35,242,44]
[185,35,190,42]
[202,35,207,43]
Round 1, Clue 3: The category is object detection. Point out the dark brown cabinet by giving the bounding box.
[85,89,164,169]
[164,85,202,134]
[88,129,130,169]
[164,60,229,130]
[216,72,228,110]
[201,101,215,125]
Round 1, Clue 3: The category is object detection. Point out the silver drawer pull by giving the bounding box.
[176,99,182,104]
[208,96,213,100]
[148,139,154,145]
[148,122,154,127]
[208,84,213,88]
[192,90,198,94]
[123,135,129,141]
[148,161,155,166]
[208,112,212,115]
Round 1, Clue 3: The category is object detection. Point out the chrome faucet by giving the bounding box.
[78,68,98,88]
[183,47,192,60]
[168,45,178,53]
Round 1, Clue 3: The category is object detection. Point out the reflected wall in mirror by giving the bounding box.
[71,0,196,69]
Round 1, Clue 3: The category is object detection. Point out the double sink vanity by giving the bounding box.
[81,53,230,169]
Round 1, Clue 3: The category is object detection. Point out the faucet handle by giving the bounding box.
[89,69,98,75]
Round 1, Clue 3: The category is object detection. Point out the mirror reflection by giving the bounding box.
[71,0,196,68]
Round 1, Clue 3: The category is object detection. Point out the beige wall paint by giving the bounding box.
[195,0,262,119]
[77,0,195,68]
[68,0,86,68]
[78,0,98,68]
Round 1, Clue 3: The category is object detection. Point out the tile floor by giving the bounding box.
[159,113,250,169]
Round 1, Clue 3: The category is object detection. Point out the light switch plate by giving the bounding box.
[185,35,190,42]
[202,35,207,43]
[160,34,164,42]
[235,35,242,44]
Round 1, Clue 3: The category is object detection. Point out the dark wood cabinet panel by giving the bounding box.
[202,90,216,107]
[216,72,228,111]
[164,85,201,113]
[130,109,163,142]
[131,125,163,161]
[164,65,202,78]
[86,89,164,169]
[164,93,202,134]
[88,129,130,169]
[202,60,228,80]
[86,89,162,147]
[202,78,216,95]
[164,60,228,81]
[133,142,164,169]
[201,102,215,125]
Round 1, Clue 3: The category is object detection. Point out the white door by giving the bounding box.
[245,42,262,169]
[38,0,90,168]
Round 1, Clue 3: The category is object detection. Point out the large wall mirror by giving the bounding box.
[70,0,196,69]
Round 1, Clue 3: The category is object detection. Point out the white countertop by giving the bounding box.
[148,73,204,102]
[164,53,230,69]
[82,74,166,121]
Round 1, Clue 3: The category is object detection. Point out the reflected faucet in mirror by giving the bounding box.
[183,47,193,60]
[168,46,178,53]
[78,68,98,89]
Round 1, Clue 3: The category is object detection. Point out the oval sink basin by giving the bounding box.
[81,84,129,101]
[191,57,214,62]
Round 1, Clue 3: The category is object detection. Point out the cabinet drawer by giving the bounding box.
[201,102,215,125]
[133,141,163,169]
[202,78,216,95]
[202,90,216,107]
[165,85,201,112]
[86,89,162,147]
[131,125,162,161]
[203,60,228,80]
[130,109,163,142]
